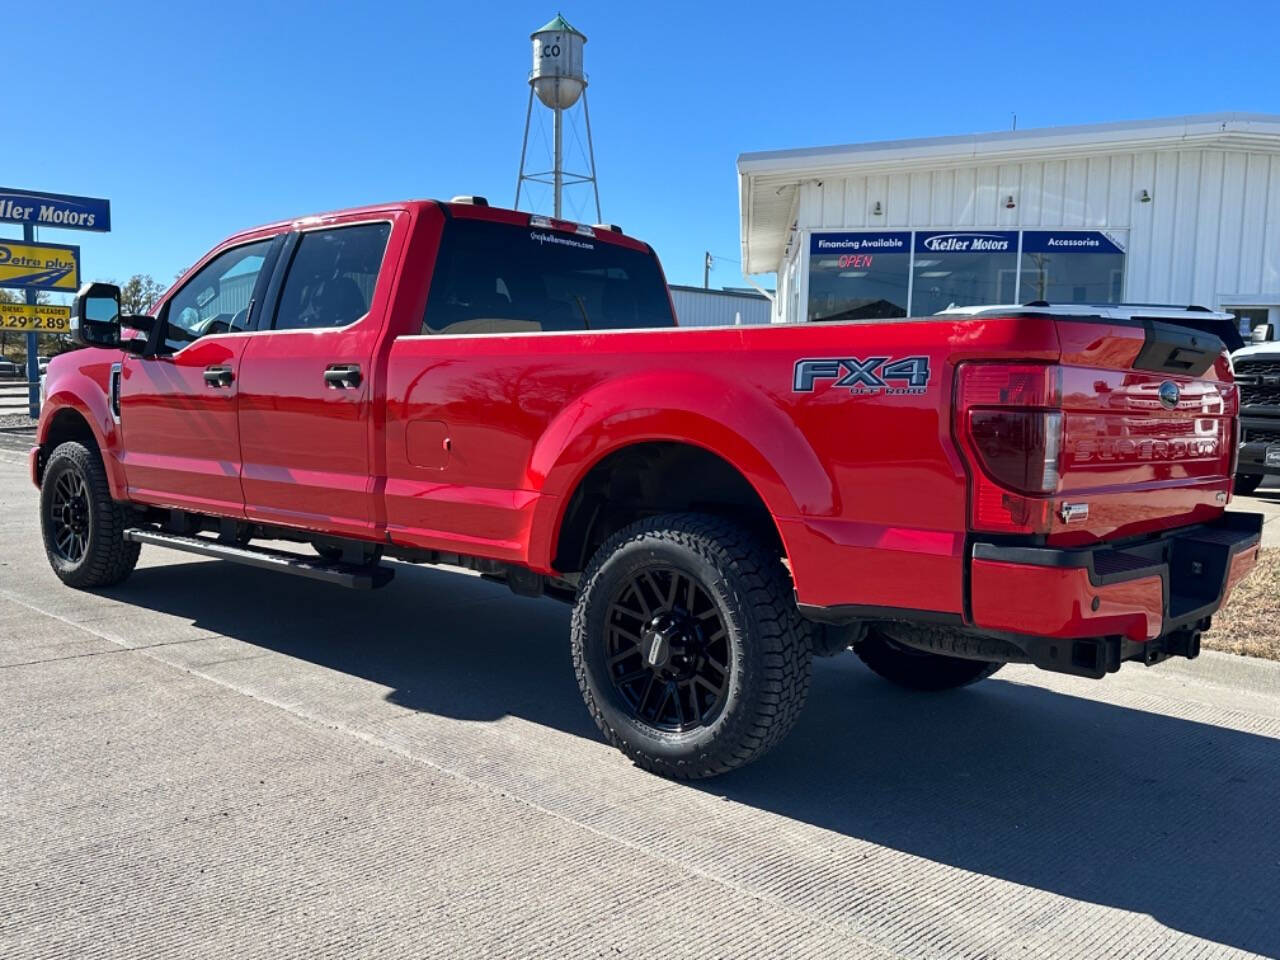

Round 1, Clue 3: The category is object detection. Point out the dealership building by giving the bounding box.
[738,113,1280,333]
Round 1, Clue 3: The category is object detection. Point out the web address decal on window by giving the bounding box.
[531,231,595,251]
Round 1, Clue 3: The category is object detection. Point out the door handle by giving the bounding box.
[203,365,234,388]
[324,364,363,389]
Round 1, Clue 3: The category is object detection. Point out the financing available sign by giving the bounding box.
[0,302,71,332]
[0,239,81,292]
[0,187,111,233]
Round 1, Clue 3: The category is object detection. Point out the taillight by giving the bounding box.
[956,362,1063,534]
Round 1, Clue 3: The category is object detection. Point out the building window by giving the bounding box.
[806,232,911,322]
[805,229,1127,319]
[1019,231,1125,304]
[910,231,1019,316]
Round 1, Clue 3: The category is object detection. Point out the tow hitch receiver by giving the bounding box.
[1023,620,1207,680]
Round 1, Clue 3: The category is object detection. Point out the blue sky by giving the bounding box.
[8,0,1278,297]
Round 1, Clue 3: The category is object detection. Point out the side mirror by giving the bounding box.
[1252,323,1274,345]
[72,282,122,348]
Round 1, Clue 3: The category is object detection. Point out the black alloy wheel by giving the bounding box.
[605,566,731,732]
[572,513,815,779]
[49,467,91,562]
[40,441,141,588]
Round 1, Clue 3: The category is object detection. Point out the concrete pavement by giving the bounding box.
[1,448,1279,959]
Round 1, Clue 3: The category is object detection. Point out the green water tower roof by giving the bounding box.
[532,13,584,38]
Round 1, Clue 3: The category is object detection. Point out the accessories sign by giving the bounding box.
[0,239,81,292]
[1021,230,1125,254]
[0,187,111,233]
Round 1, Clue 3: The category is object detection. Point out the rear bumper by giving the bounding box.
[969,511,1261,673]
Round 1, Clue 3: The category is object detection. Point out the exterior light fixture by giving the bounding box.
[1139,189,1152,203]
[1004,195,1016,209]
[872,201,883,216]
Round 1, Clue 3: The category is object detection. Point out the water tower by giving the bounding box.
[515,14,601,221]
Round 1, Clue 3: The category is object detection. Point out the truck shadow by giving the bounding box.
[111,559,1280,957]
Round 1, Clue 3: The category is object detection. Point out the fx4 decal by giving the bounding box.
[793,356,932,396]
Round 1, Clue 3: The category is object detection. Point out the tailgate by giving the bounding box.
[1051,318,1236,546]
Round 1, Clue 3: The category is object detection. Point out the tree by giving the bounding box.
[116,274,166,316]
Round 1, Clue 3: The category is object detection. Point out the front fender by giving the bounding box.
[37,356,126,500]
[526,370,836,571]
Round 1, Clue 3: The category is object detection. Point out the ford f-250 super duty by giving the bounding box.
[35,198,1262,778]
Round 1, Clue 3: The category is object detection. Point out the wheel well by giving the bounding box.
[37,409,99,483]
[553,442,786,574]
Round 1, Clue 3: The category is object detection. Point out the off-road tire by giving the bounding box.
[40,441,140,588]
[855,626,1002,691]
[572,513,814,779]
[1234,474,1264,496]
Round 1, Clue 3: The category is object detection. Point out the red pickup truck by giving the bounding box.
[36,198,1262,778]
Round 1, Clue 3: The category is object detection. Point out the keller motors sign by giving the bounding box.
[916,231,1017,253]
[0,186,111,232]
[0,187,110,336]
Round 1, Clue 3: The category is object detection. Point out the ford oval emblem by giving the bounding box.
[1158,380,1181,410]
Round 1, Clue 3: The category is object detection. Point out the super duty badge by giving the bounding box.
[793,356,932,396]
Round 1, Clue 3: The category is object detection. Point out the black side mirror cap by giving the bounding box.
[71,282,123,349]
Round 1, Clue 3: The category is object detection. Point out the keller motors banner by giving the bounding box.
[0,187,111,233]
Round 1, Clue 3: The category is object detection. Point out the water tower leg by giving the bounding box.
[553,105,563,219]
[582,90,602,223]
[515,86,535,210]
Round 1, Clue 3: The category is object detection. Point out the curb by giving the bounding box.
[1157,648,1280,696]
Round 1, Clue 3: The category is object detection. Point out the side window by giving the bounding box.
[162,240,273,352]
[272,223,391,331]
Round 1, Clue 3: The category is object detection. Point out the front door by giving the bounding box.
[236,219,395,538]
[119,237,276,516]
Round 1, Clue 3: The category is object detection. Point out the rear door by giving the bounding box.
[382,214,678,557]
[236,217,398,538]
[119,236,279,515]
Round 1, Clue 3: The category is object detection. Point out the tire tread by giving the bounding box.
[571,513,813,779]
[41,441,140,589]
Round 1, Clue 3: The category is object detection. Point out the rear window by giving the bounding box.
[423,219,674,335]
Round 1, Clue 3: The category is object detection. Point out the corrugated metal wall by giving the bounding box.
[669,286,772,326]
[794,148,1280,310]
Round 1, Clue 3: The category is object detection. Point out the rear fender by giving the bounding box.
[526,370,836,571]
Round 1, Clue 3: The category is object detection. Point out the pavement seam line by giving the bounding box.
[0,587,907,960]
[0,634,227,669]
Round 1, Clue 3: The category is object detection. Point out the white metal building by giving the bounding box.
[668,285,772,326]
[738,113,1280,333]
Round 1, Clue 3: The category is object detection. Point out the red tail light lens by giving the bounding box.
[967,410,1063,494]
[956,363,1063,534]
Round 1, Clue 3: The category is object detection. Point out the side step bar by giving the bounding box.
[123,529,395,590]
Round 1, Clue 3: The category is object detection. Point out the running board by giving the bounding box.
[123,529,395,589]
